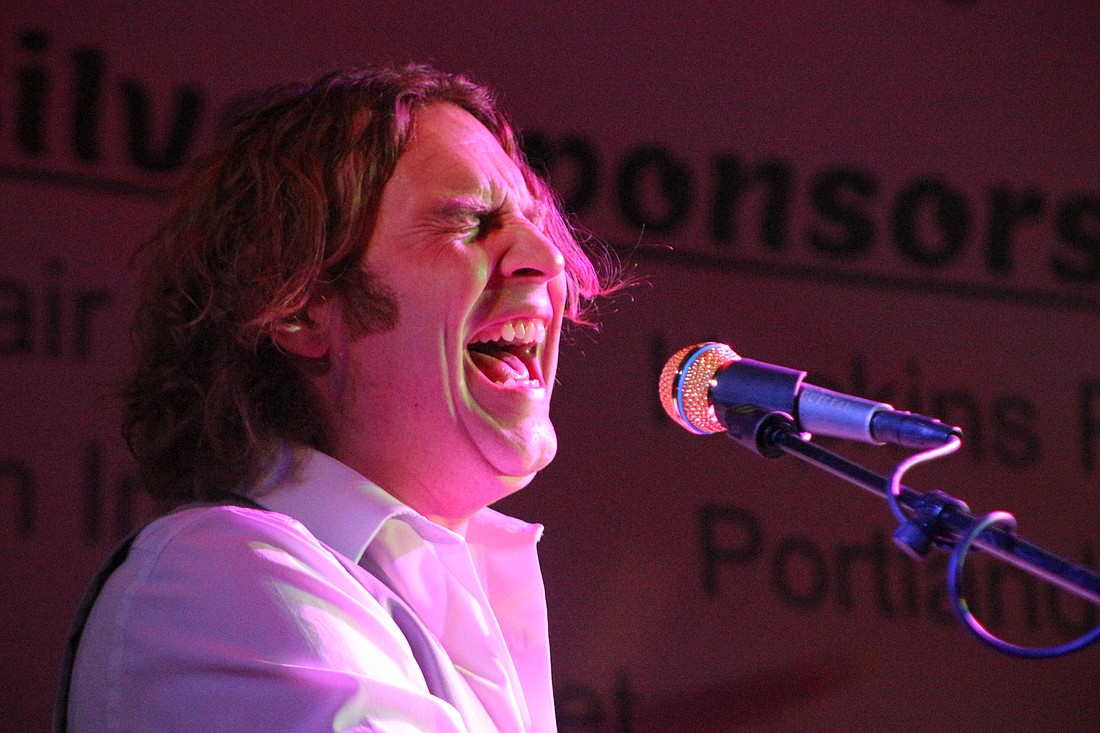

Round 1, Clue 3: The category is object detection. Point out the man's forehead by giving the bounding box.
[404,103,530,197]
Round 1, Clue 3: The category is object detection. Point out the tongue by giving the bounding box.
[470,349,531,383]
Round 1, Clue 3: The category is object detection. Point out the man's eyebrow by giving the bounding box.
[431,195,495,220]
[429,193,547,225]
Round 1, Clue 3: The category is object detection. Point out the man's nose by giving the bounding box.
[498,220,566,282]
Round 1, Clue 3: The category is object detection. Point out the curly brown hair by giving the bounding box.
[122,64,613,505]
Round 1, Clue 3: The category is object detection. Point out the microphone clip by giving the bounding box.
[718,404,796,460]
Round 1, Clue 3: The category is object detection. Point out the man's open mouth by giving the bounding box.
[467,318,547,386]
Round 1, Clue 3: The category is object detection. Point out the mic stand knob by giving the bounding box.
[719,405,795,459]
[892,490,972,560]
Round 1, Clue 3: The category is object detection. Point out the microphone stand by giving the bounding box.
[720,405,1100,657]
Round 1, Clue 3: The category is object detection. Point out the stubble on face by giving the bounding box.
[338,266,401,338]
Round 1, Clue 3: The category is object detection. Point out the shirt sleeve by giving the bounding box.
[68,505,472,733]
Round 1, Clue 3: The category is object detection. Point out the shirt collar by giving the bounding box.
[250,443,542,563]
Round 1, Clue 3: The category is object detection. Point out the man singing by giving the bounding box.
[61,64,616,732]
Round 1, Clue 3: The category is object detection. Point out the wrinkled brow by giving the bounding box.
[431,195,494,221]
[432,194,549,224]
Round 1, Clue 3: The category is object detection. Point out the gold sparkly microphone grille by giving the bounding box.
[658,342,739,434]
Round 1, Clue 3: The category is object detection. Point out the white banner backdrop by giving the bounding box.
[2,3,1097,731]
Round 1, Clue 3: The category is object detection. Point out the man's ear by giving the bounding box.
[271,298,338,359]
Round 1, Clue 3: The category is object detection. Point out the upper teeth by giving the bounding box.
[472,318,547,346]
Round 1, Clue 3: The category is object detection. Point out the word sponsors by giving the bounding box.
[524,134,1100,299]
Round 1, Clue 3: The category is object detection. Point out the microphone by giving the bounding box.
[659,342,961,449]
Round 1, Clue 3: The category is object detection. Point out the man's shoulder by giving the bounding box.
[129,502,297,554]
[121,503,350,589]
[93,502,399,645]
[137,502,306,548]
[70,506,440,731]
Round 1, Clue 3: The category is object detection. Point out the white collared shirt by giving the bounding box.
[68,446,555,732]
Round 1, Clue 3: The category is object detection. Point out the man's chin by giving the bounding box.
[495,471,538,494]
[476,426,557,487]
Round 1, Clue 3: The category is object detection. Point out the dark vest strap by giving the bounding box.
[52,494,266,733]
